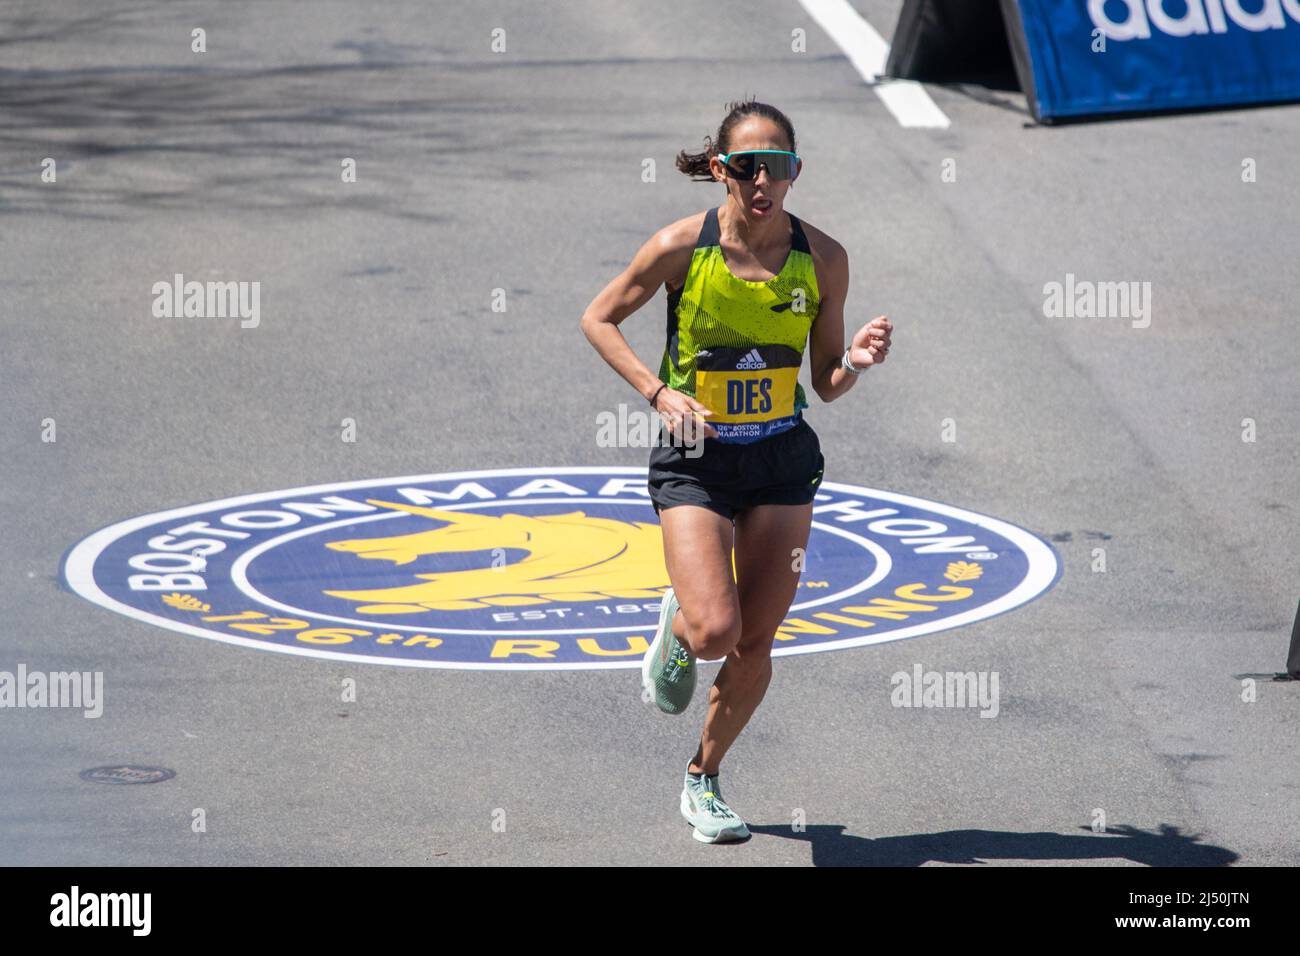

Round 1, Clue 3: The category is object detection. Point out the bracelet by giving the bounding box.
[648,383,668,407]
[840,346,866,376]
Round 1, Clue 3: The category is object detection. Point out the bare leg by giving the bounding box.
[687,501,813,775]
[656,504,742,662]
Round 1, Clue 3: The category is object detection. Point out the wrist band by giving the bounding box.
[841,347,866,376]
[649,383,668,407]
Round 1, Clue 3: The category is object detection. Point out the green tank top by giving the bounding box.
[656,204,820,444]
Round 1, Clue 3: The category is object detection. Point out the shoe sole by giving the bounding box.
[641,589,683,714]
[680,789,750,844]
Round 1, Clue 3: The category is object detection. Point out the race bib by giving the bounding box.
[693,345,803,443]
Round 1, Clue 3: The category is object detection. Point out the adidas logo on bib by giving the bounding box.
[735,348,766,370]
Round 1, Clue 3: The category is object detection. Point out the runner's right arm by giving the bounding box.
[580,223,719,439]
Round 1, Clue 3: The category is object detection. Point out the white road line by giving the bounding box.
[797,0,951,129]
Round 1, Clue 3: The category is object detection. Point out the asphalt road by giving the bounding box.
[1,0,1297,866]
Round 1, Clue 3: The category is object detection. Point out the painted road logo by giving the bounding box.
[62,469,1060,670]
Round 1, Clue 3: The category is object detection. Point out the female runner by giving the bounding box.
[580,99,892,843]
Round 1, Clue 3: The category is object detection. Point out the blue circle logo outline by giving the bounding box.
[62,467,1062,670]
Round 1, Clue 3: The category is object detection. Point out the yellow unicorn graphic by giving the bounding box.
[323,500,673,615]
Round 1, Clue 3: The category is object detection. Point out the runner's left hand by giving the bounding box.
[848,314,892,369]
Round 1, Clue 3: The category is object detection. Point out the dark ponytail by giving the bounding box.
[675,98,798,183]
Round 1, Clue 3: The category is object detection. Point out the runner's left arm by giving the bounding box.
[809,239,891,402]
[808,237,856,402]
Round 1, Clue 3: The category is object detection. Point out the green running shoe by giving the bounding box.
[641,587,695,715]
[680,768,750,843]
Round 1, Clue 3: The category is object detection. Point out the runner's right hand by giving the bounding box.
[653,388,718,442]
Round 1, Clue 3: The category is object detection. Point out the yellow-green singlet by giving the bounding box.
[656,205,821,444]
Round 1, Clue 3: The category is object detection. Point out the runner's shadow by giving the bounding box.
[747,823,1238,867]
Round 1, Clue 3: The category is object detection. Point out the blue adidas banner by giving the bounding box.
[1006,0,1300,121]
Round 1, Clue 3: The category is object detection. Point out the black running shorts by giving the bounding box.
[647,417,825,522]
